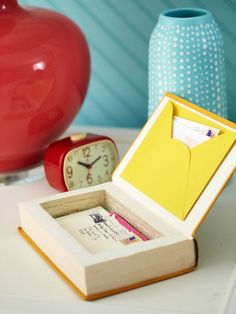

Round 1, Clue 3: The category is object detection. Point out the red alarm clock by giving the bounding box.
[44,133,119,191]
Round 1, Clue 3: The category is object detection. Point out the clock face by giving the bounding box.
[63,140,118,190]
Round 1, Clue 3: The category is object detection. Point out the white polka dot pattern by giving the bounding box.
[148,20,227,118]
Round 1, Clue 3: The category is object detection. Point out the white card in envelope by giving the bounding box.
[172,116,220,148]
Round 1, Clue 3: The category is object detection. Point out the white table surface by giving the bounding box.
[0,126,236,314]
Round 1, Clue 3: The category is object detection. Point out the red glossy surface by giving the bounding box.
[44,134,116,191]
[0,0,90,172]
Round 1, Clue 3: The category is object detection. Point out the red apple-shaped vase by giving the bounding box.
[0,0,90,173]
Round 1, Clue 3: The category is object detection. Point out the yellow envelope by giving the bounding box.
[121,101,235,220]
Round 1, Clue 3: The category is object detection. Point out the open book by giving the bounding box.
[18,93,236,300]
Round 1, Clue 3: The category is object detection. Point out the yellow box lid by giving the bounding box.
[113,93,236,237]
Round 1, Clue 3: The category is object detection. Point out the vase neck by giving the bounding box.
[159,8,213,26]
[0,0,20,12]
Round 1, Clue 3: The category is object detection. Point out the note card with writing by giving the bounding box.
[56,206,146,254]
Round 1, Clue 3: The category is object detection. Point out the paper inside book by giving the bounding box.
[172,116,220,148]
[56,206,160,254]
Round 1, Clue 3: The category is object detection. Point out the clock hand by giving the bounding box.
[78,161,91,169]
[78,156,101,170]
[90,156,101,166]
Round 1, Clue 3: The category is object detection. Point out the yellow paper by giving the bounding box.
[121,101,235,220]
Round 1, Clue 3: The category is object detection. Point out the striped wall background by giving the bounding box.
[19,0,236,128]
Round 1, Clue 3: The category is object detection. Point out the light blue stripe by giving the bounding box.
[103,0,148,44]
[77,0,147,72]
[92,70,145,122]
[84,94,123,125]
[225,0,236,11]
[89,41,146,96]
[133,0,157,21]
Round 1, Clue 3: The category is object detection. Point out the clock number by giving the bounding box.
[68,155,73,162]
[103,154,109,167]
[66,166,73,179]
[97,175,102,183]
[69,181,74,188]
[87,173,93,185]
[83,147,91,158]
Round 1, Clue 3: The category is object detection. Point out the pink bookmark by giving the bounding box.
[109,210,148,241]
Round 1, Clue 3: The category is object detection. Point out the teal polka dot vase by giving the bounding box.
[148,8,227,118]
